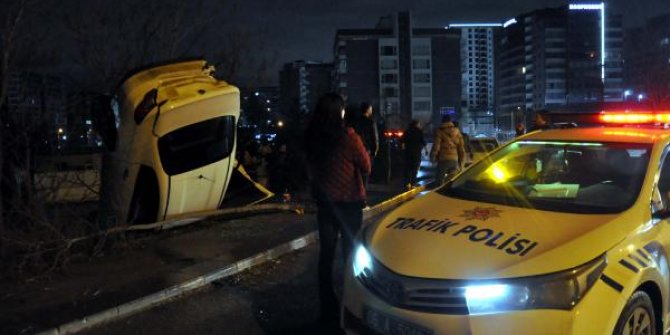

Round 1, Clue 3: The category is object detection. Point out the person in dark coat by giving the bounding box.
[304,93,371,327]
[355,102,379,186]
[401,120,426,189]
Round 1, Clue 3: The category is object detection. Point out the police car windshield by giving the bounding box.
[439,140,651,214]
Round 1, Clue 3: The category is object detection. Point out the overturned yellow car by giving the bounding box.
[343,113,670,335]
[102,60,239,224]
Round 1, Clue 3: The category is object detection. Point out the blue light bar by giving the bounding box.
[447,23,503,28]
[569,2,605,82]
[569,3,603,10]
[503,18,517,28]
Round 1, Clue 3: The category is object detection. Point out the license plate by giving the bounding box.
[363,306,434,335]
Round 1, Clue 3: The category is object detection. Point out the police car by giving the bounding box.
[342,111,670,335]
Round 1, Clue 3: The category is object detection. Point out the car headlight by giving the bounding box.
[353,244,373,277]
[465,254,607,315]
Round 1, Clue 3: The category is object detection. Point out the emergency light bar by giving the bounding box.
[599,111,670,124]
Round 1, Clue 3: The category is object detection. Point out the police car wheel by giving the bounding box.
[613,291,656,335]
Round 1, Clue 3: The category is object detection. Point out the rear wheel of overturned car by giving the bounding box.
[613,291,656,335]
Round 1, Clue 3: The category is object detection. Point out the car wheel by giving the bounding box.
[613,291,656,335]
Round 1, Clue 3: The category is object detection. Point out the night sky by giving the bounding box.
[229,0,670,85]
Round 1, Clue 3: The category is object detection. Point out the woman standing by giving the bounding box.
[305,93,371,326]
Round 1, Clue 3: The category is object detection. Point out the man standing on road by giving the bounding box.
[401,120,425,189]
[430,115,466,183]
[355,102,379,187]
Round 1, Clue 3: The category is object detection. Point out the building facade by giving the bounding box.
[624,13,670,106]
[496,3,623,130]
[279,61,333,120]
[449,23,501,135]
[334,12,460,132]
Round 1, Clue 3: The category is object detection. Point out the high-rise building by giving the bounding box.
[240,86,280,129]
[279,61,333,120]
[624,13,670,106]
[448,23,503,135]
[496,3,623,130]
[334,12,460,132]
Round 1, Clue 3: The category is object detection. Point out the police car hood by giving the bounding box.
[367,192,624,279]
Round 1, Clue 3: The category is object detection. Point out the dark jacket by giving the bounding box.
[401,125,425,158]
[356,116,379,158]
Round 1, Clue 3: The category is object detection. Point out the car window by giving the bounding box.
[439,140,651,214]
[158,116,236,175]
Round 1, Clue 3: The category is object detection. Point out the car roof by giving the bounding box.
[521,126,670,145]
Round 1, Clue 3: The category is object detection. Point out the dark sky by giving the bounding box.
[229,0,670,85]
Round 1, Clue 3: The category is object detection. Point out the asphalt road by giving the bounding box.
[81,161,436,335]
[82,243,344,335]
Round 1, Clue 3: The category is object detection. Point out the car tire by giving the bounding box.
[613,291,656,335]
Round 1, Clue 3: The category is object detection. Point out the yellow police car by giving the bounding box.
[342,112,670,335]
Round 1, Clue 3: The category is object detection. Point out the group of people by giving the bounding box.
[304,93,472,329]
[305,94,560,330]
[399,114,469,187]
[515,110,552,137]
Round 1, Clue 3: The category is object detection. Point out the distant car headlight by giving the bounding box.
[465,255,607,315]
[353,244,373,277]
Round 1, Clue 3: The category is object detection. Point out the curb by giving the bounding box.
[36,183,430,335]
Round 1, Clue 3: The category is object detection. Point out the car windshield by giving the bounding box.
[439,140,651,214]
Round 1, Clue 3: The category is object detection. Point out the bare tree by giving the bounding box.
[0,0,278,279]
[55,0,257,94]
[0,0,37,265]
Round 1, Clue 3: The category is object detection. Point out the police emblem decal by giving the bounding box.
[460,207,502,221]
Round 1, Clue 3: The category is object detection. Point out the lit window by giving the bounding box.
[413,101,431,111]
[380,46,397,56]
[412,59,430,69]
[381,59,398,70]
[414,73,430,83]
[413,86,431,97]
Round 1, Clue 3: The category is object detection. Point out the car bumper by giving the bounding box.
[341,267,622,335]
